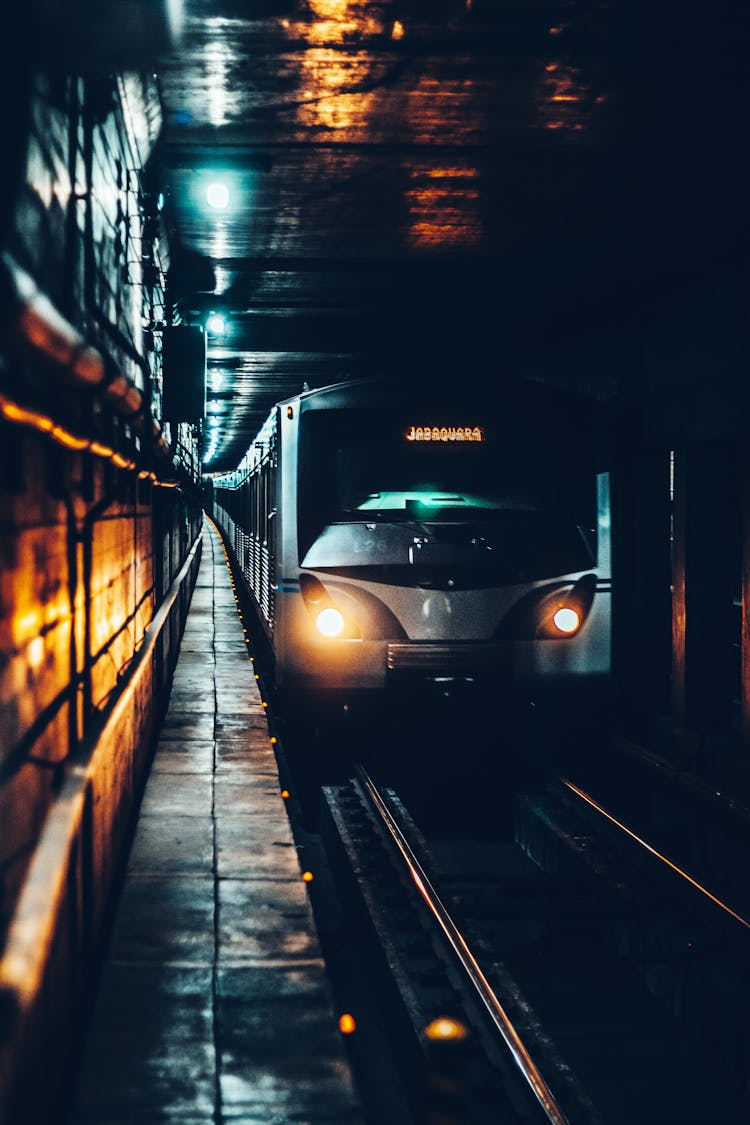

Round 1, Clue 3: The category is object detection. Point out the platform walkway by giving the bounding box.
[71,518,363,1124]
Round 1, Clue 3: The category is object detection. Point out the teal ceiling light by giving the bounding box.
[206,181,229,209]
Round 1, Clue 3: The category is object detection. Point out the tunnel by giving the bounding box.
[1,2,750,1122]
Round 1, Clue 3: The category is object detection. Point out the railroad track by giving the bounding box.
[321,763,750,1124]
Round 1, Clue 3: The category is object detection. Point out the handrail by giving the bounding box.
[355,764,572,1125]
[0,528,202,1011]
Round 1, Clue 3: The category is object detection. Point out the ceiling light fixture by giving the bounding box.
[207,313,226,335]
[206,181,230,209]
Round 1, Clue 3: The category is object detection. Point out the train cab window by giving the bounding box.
[298,408,598,581]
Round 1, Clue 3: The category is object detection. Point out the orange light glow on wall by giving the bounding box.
[27,637,45,670]
[51,427,89,451]
[339,1013,356,1034]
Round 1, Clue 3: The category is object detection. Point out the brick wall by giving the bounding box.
[0,54,203,1125]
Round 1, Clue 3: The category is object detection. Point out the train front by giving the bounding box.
[276,382,611,718]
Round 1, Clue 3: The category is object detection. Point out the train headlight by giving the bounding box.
[316,607,346,638]
[552,607,581,635]
[299,572,363,639]
[495,574,597,641]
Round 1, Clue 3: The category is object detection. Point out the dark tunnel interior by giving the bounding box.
[1,2,750,1122]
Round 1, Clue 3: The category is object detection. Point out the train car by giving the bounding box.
[210,377,612,719]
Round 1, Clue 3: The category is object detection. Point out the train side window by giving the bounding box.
[261,462,269,544]
[246,477,252,537]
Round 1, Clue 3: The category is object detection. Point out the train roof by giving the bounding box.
[282,374,612,415]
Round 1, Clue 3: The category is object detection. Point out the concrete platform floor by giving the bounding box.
[70,519,364,1124]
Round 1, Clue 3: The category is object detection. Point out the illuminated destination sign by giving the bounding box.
[405,425,484,443]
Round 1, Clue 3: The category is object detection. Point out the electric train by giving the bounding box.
[210,377,612,717]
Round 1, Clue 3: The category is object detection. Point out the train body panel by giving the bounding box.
[211,378,613,715]
[267,573,610,693]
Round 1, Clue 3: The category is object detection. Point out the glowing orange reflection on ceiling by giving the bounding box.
[405,165,482,250]
[538,61,594,134]
[309,0,351,17]
[290,0,383,47]
[282,0,386,130]
[295,49,377,131]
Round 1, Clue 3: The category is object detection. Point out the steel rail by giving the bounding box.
[561,778,750,934]
[355,763,571,1125]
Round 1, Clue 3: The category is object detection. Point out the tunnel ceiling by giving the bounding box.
[157,0,746,471]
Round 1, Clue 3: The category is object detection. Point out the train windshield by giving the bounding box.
[298,407,597,581]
